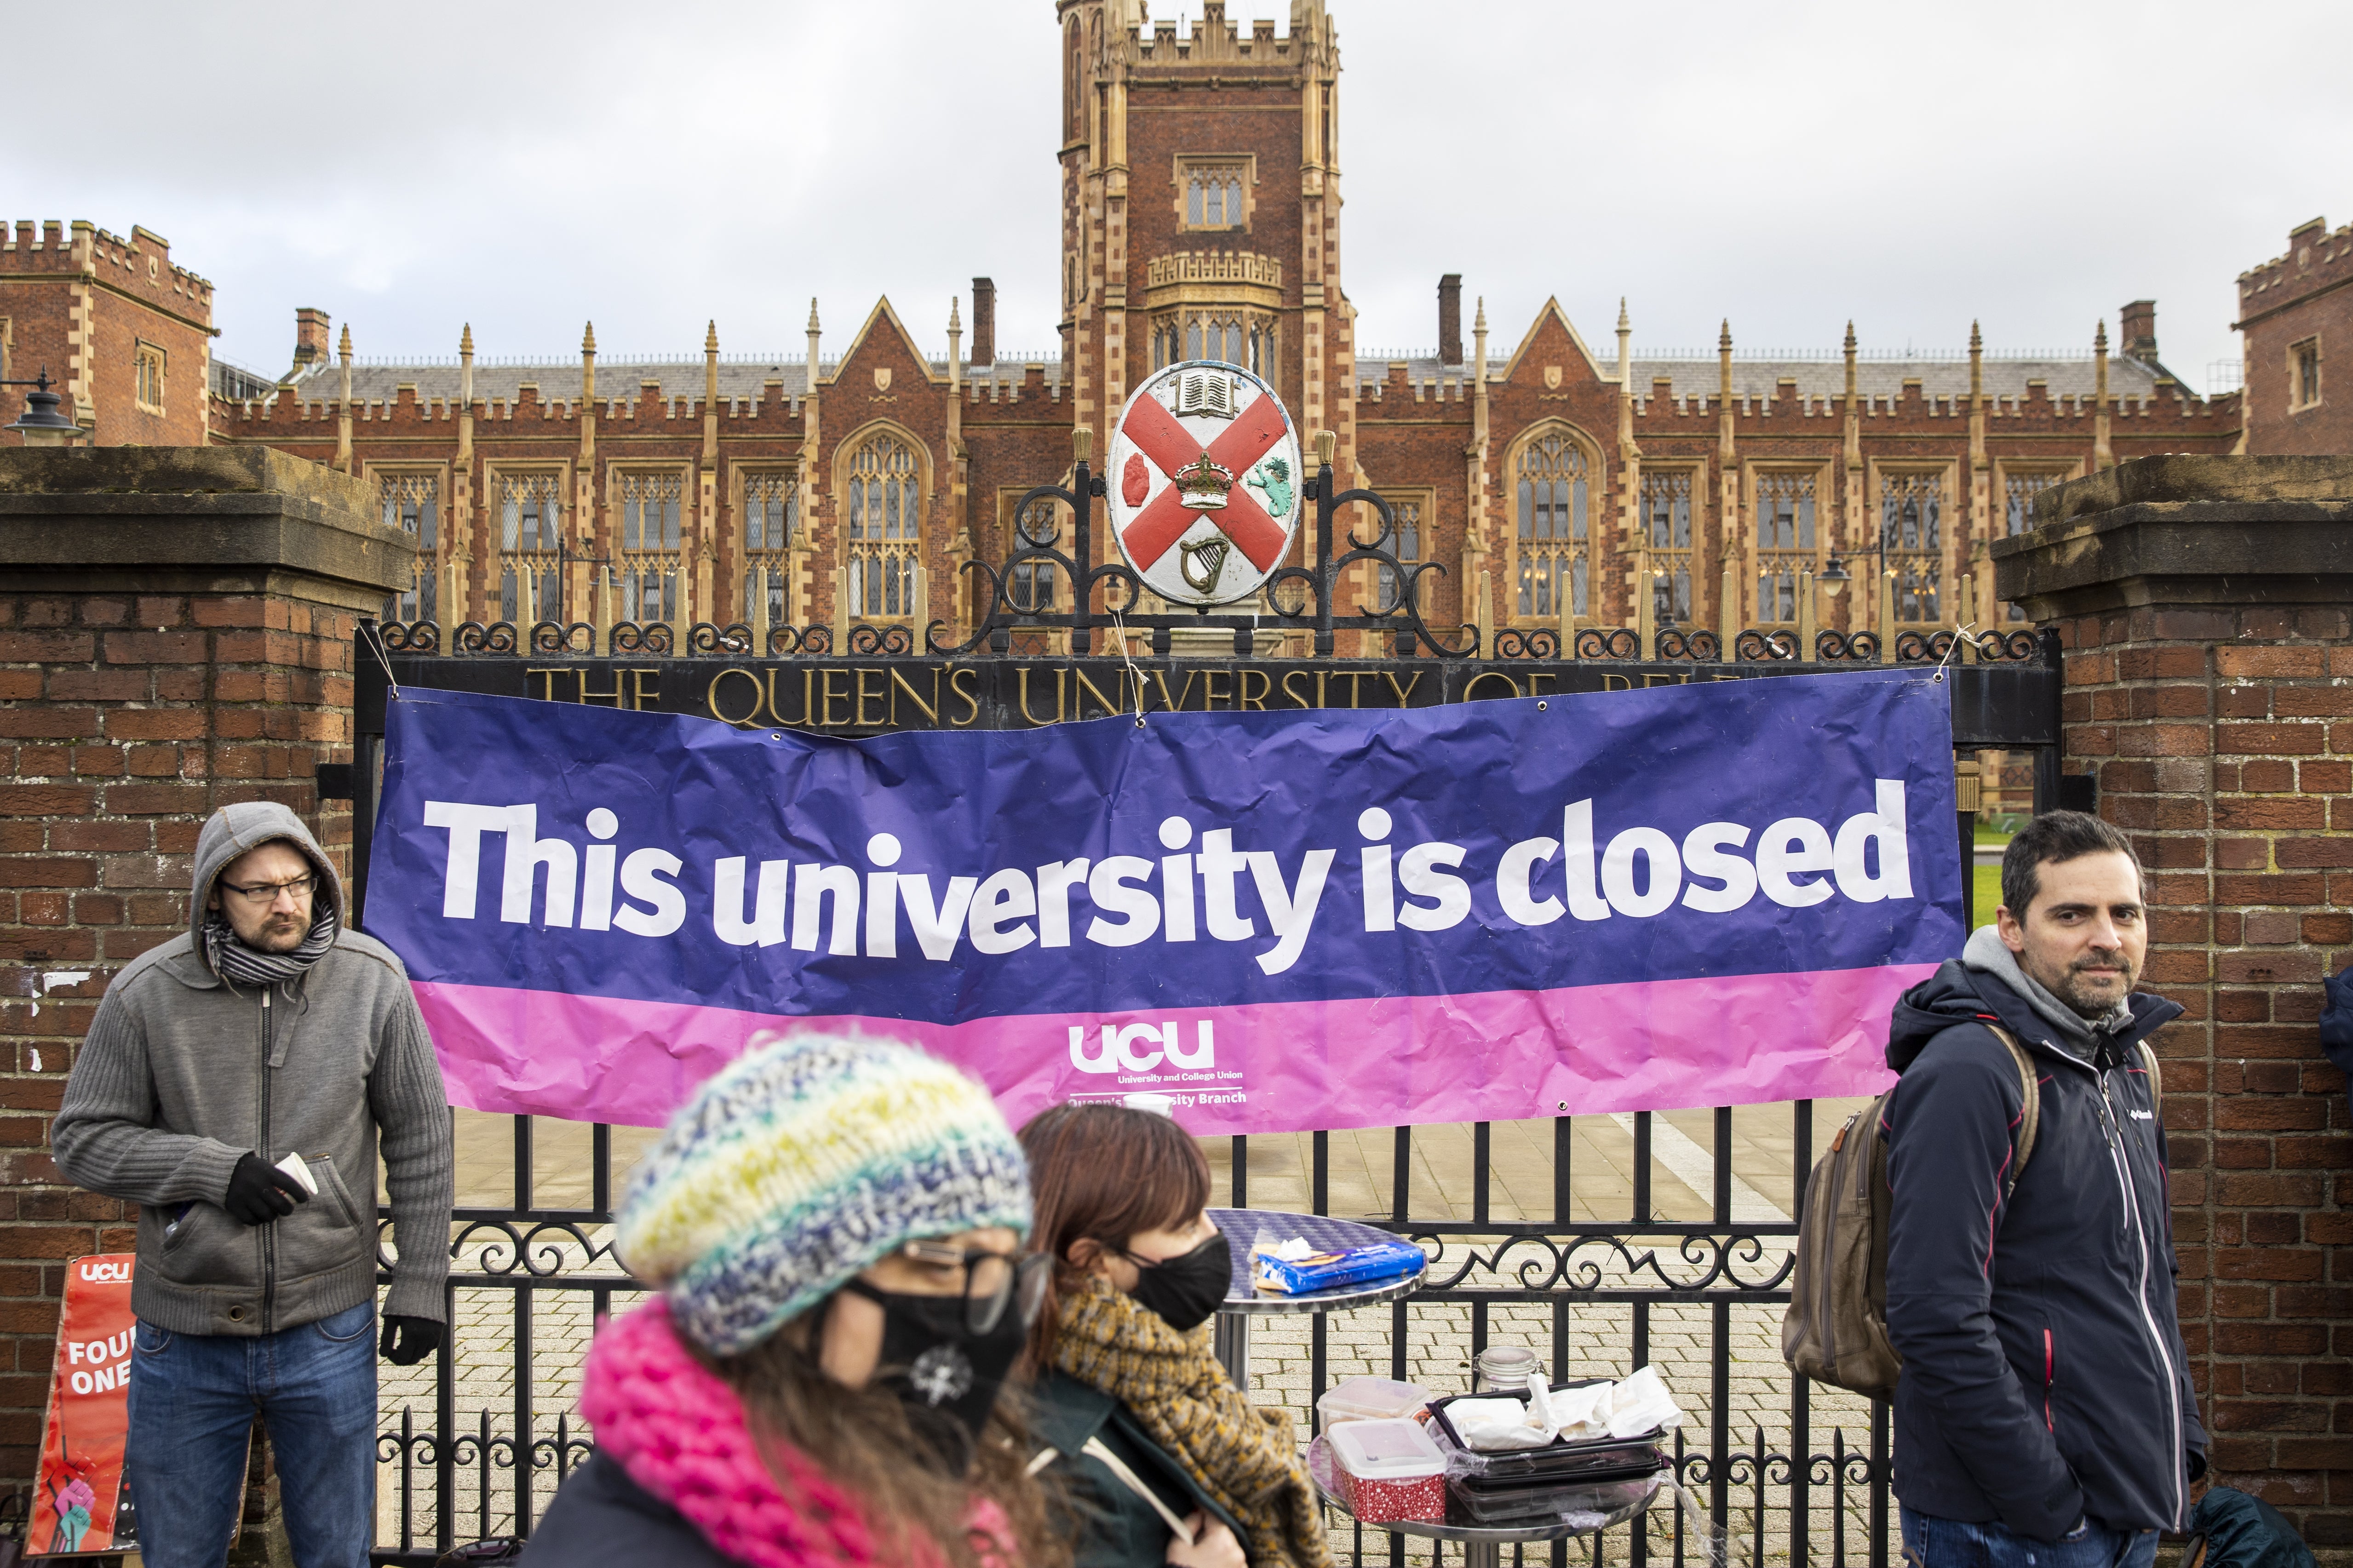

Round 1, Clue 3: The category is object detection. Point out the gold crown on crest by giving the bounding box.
[1173,453,1234,510]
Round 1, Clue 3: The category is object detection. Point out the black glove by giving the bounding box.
[223,1152,310,1226]
[381,1315,444,1366]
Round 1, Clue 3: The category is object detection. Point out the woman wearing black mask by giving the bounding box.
[1021,1104,1333,1568]
[525,1032,1068,1568]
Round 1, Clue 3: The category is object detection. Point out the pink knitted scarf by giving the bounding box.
[582,1298,924,1568]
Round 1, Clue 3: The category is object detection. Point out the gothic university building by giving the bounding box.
[0,0,2288,657]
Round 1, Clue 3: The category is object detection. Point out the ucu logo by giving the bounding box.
[79,1260,131,1284]
[1068,1020,1217,1076]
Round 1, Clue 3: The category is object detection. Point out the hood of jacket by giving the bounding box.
[1888,927,2180,1076]
[189,802,344,981]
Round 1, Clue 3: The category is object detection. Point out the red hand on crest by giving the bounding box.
[1117,390,1292,572]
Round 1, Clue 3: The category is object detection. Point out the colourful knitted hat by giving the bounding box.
[616,1030,1032,1356]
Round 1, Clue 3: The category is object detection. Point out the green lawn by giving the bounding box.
[1970,862,2002,929]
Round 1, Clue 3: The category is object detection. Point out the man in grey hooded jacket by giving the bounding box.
[53,801,454,1568]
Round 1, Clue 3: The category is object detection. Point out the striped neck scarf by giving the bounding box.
[203,908,338,990]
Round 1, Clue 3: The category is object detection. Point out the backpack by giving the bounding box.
[1779,1023,2162,1401]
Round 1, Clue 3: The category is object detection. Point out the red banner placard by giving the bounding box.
[31,1254,138,1556]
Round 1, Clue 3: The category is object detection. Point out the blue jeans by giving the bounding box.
[126,1300,378,1568]
[1902,1506,2158,1568]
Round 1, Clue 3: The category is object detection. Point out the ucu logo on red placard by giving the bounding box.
[79,1259,131,1284]
[1067,1020,1217,1076]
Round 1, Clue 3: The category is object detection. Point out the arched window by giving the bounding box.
[618,470,684,626]
[1515,433,1590,619]
[846,434,921,619]
[742,472,797,629]
[1642,470,1694,623]
[1183,166,1247,230]
[1755,471,1816,623]
[1881,472,1943,624]
[497,472,563,625]
[379,472,440,624]
[1378,498,1423,612]
[2002,470,2063,622]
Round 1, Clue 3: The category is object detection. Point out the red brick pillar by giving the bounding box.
[0,447,405,1516]
[1997,455,2353,1545]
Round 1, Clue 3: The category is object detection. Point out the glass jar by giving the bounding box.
[1471,1343,1541,1394]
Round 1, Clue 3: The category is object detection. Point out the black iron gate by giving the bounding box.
[343,439,2064,1565]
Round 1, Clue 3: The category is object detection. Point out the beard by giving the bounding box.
[2049,951,2135,1017]
[244,911,311,953]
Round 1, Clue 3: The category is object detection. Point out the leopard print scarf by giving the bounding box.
[1053,1274,1334,1568]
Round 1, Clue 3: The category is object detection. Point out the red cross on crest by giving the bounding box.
[1104,364,1303,607]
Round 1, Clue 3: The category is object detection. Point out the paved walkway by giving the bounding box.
[375,1102,1881,1559]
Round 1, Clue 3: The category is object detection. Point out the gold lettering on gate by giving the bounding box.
[820,669,853,727]
[1016,667,1066,726]
[766,666,815,726]
[706,668,767,727]
[947,666,981,727]
[579,668,628,708]
[855,669,889,727]
[890,667,941,727]
[1152,670,1200,712]
[1071,668,1124,720]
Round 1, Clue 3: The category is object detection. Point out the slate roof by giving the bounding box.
[258,355,1066,407]
[1354,352,2196,403]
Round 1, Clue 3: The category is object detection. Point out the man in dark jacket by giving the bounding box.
[52,802,455,1568]
[1883,810,2202,1568]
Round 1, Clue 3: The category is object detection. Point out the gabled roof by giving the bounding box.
[1498,298,1608,385]
[828,297,940,388]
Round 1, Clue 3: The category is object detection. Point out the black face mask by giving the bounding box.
[838,1281,1026,1476]
[1121,1230,1234,1333]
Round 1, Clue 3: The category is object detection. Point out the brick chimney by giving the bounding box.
[1438,275,1463,365]
[2118,299,2158,363]
[292,308,333,372]
[970,278,996,367]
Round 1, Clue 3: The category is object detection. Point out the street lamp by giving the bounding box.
[3,369,82,447]
[1817,556,1851,597]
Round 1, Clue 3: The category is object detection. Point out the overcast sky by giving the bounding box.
[16,0,2347,394]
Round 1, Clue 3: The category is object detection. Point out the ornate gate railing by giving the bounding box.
[340,436,2063,1565]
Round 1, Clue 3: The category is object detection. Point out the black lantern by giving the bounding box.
[3,368,81,444]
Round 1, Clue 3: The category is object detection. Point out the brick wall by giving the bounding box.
[0,447,399,1511]
[2237,217,2353,457]
[2003,455,2353,1548]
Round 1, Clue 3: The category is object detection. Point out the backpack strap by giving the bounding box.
[1984,1023,2039,1200]
[2137,1040,2164,1117]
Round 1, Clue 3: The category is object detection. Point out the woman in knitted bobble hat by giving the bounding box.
[523,1031,1070,1568]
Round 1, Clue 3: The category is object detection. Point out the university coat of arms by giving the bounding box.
[1104,361,1303,607]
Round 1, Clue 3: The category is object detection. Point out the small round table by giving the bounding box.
[1207,1207,1427,1391]
[1307,1436,1664,1568]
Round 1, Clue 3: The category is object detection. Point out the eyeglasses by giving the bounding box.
[218,874,318,906]
[897,1241,1055,1334]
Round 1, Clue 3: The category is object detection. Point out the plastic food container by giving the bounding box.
[1327,1418,1448,1523]
[1317,1376,1430,1430]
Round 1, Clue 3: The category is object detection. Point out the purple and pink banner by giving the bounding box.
[367,670,1960,1133]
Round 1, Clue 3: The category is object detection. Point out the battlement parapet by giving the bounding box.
[1125,0,1332,70]
[2237,217,2352,320]
[1144,250,1284,297]
[2,217,215,319]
